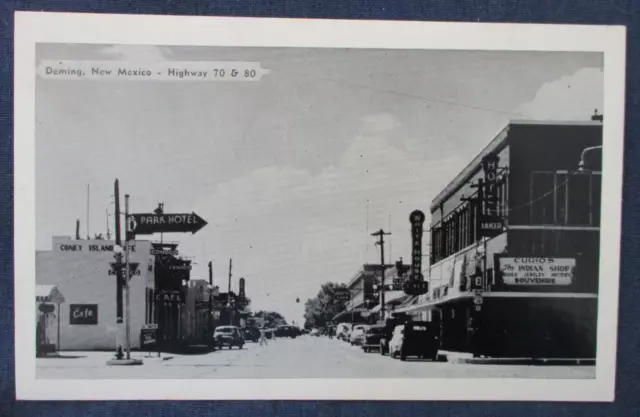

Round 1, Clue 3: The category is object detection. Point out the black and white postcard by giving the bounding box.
[14,12,626,401]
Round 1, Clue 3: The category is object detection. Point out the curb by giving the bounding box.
[446,356,595,366]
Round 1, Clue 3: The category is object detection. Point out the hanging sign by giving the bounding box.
[128,212,208,235]
[479,153,504,238]
[404,210,429,296]
[409,210,426,280]
[239,277,246,299]
[108,262,140,277]
[334,289,351,302]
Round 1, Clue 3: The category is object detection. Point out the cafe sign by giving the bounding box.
[499,257,576,285]
[70,304,98,325]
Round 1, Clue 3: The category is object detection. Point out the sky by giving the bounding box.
[35,44,603,325]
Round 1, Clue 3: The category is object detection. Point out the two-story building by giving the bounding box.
[396,119,602,359]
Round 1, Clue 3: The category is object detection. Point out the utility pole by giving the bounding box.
[228,258,233,325]
[372,229,391,321]
[208,260,214,345]
[124,194,132,360]
[114,179,124,359]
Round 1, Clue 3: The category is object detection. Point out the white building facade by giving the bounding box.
[36,236,154,350]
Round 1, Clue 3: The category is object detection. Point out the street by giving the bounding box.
[37,335,595,379]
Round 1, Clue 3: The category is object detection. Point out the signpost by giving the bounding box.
[127,212,208,235]
[140,326,158,356]
[107,183,209,365]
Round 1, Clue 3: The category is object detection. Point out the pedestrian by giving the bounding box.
[259,326,268,346]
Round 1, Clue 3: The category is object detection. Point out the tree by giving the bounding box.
[253,310,287,328]
[303,282,349,329]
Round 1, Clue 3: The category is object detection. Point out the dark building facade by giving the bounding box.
[401,120,602,358]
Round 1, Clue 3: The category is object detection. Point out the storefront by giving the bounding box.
[35,285,65,356]
[36,236,154,351]
[423,119,602,358]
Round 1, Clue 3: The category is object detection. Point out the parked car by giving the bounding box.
[336,323,352,341]
[379,316,411,355]
[349,325,369,346]
[361,324,386,353]
[242,326,260,342]
[388,321,440,361]
[310,328,320,337]
[214,326,245,349]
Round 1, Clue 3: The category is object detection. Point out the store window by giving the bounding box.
[530,171,601,226]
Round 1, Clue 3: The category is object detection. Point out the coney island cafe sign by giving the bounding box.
[499,257,575,286]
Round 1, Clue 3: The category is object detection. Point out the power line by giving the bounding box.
[279,69,521,116]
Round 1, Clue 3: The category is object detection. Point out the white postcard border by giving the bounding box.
[14,12,626,401]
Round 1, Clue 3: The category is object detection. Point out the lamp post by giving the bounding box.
[578,146,602,172]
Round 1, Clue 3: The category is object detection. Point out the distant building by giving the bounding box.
[334,262,408,323]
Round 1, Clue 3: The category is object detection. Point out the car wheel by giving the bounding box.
[400,348,407,361]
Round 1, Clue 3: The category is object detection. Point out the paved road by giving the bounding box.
[37,335,595,379]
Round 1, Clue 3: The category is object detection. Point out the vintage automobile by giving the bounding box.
[275,325,300,338]
[349,325,369,346]
[214,325,245,349]
[361,324,386,353]
[379,315,412,355]
[242,326,260,342]
[388,321,440,361]
[336,323,353,341]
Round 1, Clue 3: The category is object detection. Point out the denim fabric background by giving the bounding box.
[0,1,638,416]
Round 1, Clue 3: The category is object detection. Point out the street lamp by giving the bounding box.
[578,146,602,172]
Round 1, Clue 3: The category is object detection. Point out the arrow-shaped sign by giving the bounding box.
[128,212,208,235]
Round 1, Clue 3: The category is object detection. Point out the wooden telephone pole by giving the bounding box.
[371,229,391,320]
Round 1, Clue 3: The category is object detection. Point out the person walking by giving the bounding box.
[259,326,268,346]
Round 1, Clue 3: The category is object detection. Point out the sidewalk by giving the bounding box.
[37,350,176,365]
[440,350,595,366]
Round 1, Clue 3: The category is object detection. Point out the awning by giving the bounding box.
[385,290,407,304]
[333,307,369,321]
[370,304,382,313]
[36,285,65,304]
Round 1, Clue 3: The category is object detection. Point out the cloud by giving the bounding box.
[99,45,172,61]
[517,67,603,120]
[178,113,467,324]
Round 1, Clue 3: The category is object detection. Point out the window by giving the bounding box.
[529,171,601,226]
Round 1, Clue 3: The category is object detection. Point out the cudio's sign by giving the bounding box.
[499,257,576,285]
